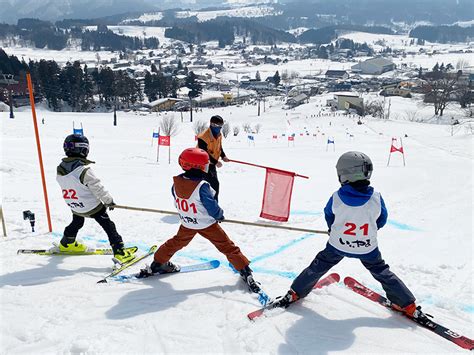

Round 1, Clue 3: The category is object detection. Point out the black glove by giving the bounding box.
[105,201,116,211]
[216,216,225,223]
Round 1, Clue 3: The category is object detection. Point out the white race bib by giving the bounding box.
[328,191,381,254]
[57,166,101,214]
[174,180,216,230]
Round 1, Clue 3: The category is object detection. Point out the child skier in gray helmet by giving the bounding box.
[271,151,428,322]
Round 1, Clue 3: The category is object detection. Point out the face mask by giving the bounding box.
[210,126,222,137]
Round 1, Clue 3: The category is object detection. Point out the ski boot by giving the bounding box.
[392,303,433,326]
[240,266,262,293]
[58,241,89,253]
[271,289,300,309]
[112,246,138,265]
[137,260,180,278]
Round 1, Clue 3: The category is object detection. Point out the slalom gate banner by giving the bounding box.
[158,136,170,146]
[387,137,406,166]
[260,168,295,222]
[73,122,84,136]
[390,145,404,153]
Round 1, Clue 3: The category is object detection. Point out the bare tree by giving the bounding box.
[403,109,420,122]
[160,116,179,136]
[464,106,473,118]
[233,126,240,136]
[365,100,385,118]
[456,58,470,71]
[254,123,262,134]
[423,75,459,117]
[193,120,207,135]
[290,71,299,80]
[457,81,472,110]
[222,121,231,138]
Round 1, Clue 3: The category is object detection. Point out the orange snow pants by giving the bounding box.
[153,223,250,271]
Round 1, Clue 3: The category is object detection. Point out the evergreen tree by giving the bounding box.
[37,59,61,111]
[82,65,94,111]
[273,71,281,86]
[96,67,115,106]
[185,71,202,122]
[144,72,158,101]
[255,70,261,81]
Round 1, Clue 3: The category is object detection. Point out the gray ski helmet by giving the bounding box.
[336,151,373,184]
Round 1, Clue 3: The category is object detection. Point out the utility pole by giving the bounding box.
[1,74,16,119]
[113,96,117,126]
[387,98,391,120]
[257,94,261,116]
[9,87,14,119]
[237,73,240,99]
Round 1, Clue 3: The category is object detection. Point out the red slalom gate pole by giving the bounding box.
[26,72,52,232]
[229,159,309,179]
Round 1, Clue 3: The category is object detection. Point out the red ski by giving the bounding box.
[247,273,340,321]
[344,276,474,351]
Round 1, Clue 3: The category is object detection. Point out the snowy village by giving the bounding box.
[0,0,473,353]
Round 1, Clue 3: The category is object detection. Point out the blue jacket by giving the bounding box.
[324,184,387,259]
[171,174,224,221]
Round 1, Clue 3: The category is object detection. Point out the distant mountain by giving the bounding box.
[0,0,151,23]
[0,0,277,24]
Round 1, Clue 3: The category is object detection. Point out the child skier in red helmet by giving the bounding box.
[139,148,262,295]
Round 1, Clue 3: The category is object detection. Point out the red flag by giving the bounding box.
[260,168,295,222]
[390,145,403,153]
[159,136,170,146]
[288,136,294,141]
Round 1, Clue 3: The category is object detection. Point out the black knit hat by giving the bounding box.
[210,115,224,125]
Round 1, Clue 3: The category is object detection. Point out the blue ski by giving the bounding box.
[113,260,220,282]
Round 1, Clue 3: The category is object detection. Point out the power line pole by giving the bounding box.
[113,96,117,126]
[2,74,15,119]
[257,94,261,116]
[9,86,14,119]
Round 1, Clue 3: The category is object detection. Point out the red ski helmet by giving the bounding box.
[179,148,209,173]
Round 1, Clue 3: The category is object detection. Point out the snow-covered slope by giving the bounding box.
[123,4,281,24]
[1,97,472,353]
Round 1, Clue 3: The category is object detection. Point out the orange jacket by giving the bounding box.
[197,128,224,163]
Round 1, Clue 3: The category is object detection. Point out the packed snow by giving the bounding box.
[1,94,472,353]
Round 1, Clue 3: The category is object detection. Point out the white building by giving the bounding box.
[351,57,396,75]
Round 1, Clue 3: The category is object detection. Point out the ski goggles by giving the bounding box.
[64,142,89,149]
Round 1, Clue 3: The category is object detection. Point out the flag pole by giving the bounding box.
[156,127,160,162]
[26,72,52,232]
[0,205,7,237]
[114,205,327,234]
[400,137,406,166]
[228,159,309,179]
